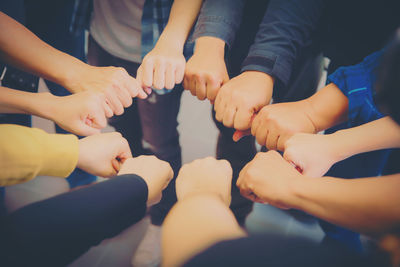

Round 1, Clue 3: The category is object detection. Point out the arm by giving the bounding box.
[250,83,348,151]
[162,157,245,267]
[241,0,325,87]
[237,151,400,236]
[137,0,203,90]
[0,86,110,136]
[162,194,246,267]
[284,117,400,177]
[0,124,79,186]
[0,125,133,186]
[0,12,146,116]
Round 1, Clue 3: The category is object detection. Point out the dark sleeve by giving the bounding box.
[192,0,245,46]
[0,174,148,266]
[184,235,380,267]
[241,0,325,86]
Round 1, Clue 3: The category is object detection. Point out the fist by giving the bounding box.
[284,133,341,178]
[183,36,229,102]
[237,151,303,209]
[77,132,132,177]
[137,43,185,91]
[251,100,317,151]
[118,156,174,206]
[214,71,273,130]
[50,91,108,136]
[176,157,233,206]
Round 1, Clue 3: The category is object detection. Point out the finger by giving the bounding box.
[116,84,133,108]
[206,79,220,102]
[141,59,154,88]
[234,108,252,130]
[105,90,124,115]
[266,129,279,151]
[153,60,166,90]
[89,106,107,129]
[195,76,207,100]
[165,64,176,90]
[189,77,197,96]
[175,64,185,84]
[183,76,190,91]
[276,134,288,152]
[255,124,268,147]
[251,113,262,137]
[215,99,227,122]
[103,102,113,118]
[232,129,251,142]
[222,105,236,128]
[112,158,121,174]
[76,123,101,136]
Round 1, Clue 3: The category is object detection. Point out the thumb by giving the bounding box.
[77,122,101,136]
[233,129,251,142]
[284,152,304,174]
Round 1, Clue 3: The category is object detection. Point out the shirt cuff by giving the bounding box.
[193,16,236,46]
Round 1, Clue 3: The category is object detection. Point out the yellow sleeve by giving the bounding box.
[0,124,79,186]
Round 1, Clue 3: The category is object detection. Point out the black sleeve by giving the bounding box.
[241,0,325,87]
[184,235,385,267]
[0,174,148,266]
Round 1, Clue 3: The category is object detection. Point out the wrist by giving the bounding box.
[287,174,312,210]
[194,36,225,58]
[156,27,186,52]
[58,60,89,93]
[328,130,355,162]
[29,92,58,120]
[302,98,322,133]
[179,190,228,206]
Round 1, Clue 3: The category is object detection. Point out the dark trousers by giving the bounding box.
[87,36,180,225]
[0,175,147,267]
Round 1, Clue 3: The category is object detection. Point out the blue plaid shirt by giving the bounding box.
[141,0,194,95]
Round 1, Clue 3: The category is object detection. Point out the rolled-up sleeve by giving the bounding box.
[241,0,325,86]
[192,0,245,46]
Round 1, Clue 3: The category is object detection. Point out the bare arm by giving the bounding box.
[291,174,400,236]
[283,116,400,177]
[162,194,246,267]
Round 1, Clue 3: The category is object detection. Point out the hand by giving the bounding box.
[176,157,232,206]
[77,132,132,177]
[183,37,229,102]
[214,71,273,130]
[118,156,174,206]
[66,65,147,116]
[284,133,343,178]
[237,151,304,209]
[137,39,186,91]
[251,100,317,151]
[48,91,108,136]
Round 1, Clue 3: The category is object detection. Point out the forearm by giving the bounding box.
[0,12,86,91]
[156,0,203,51]
[162,193,246,267]
[329,117,400,161]
[306,83,349,132]
[290,174,400,236]
[0,86,57,119]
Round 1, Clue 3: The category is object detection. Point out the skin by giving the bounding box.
[136,0,203,91]
[184,36,229,102]
[284,117,400,177]
[237,151,400,236]
[162,157,245,267]
[0,86,110,136]
[118,156,174,206]
[0,12,146,117]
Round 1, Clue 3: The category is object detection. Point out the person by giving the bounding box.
[161,157,398,267]
[0,124,173,266]
[88,0,149,156]
[183,0,325,225]
[131,0,203,265]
